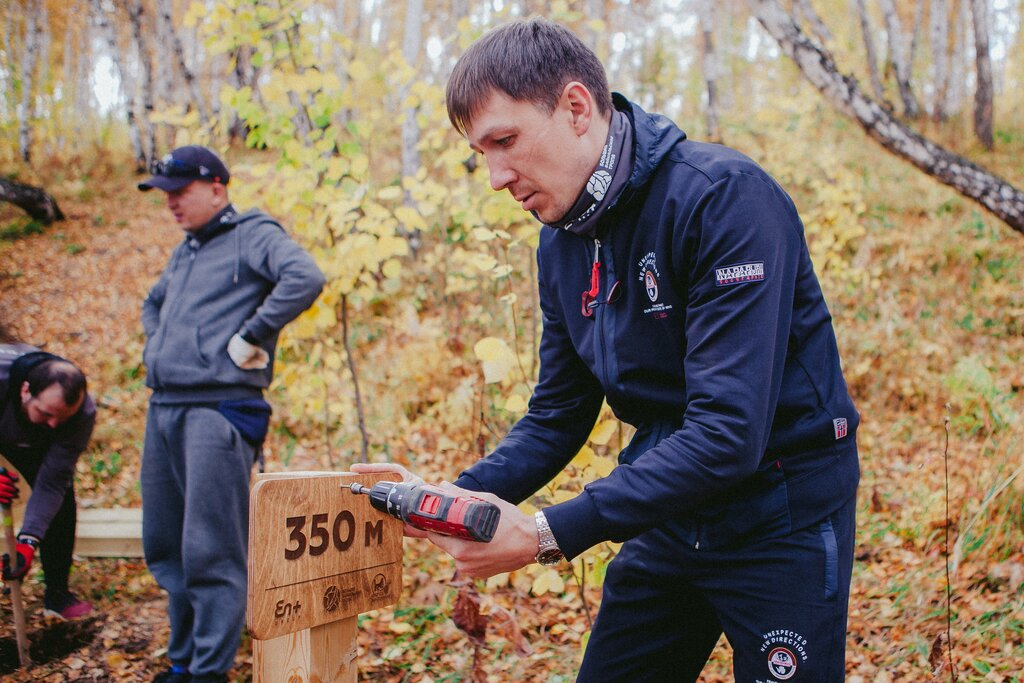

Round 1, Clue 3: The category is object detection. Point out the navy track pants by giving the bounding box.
[577,492,855,681]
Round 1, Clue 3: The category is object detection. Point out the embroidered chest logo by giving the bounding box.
[644,271,658,302]
[638,252,673,318]
[833,417,848,440]
[715,261,766,286]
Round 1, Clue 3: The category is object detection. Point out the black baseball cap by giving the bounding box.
[138,145,231,192]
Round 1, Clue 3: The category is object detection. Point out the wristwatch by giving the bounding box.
[534,511,564,566]
[17,534,39,549]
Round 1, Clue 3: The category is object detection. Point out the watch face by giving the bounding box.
[536,548,564,566]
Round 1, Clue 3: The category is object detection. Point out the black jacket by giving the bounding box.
[0,344,95,540]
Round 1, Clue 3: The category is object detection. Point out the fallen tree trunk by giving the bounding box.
[749,0,1024,237]
[0,177,65,225]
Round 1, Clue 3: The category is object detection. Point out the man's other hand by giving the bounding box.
[227,333,270,370]
[0,467,20,506]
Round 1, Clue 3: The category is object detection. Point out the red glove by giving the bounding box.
[2,537,36,581]
[0,467,19,506]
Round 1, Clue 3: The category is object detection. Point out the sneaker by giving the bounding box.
[153,669,191,683]
[43,589,94,620]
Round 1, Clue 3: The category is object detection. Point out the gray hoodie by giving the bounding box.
[141,207,325,403]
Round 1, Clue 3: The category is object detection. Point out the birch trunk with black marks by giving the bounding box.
[966,0,991,149]
[792,0,832,45]
[0,178,65,225]
[400,0,424,252]
[949,0,971,115]
[154,0,176,149]
[852,0,886,103]
[226,44,257,143]
[18,0,42,162]
[969,0,994,150]
[401,0,423,182]
[156,0,209,125]
[878,0,920,117]
[36,0,51,150]
[749,0,1024,236]
[124,0,156,168]
[930,0,951,121]
[698,0,722,143]
[94,0,146,166]
[908,0,925,73]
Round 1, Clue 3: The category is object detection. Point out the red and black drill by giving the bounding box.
[349,480,500,543]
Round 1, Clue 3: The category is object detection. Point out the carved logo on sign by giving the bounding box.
[372,573,389,598]
[323,585,341,613]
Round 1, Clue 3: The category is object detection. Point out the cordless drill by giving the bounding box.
[349,481,500,542]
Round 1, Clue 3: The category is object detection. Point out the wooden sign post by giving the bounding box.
[247,472,403,682]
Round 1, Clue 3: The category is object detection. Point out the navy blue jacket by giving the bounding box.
[455,96,859,560]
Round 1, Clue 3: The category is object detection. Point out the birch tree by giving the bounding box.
[792,0,833,45]
[156,0,209,125]
[226,44,257,143]
[698,0,722,143]
[94,0,146,166]
[401,0,423,183]
[969,0,994,149]
[930,0,951,120]
[124,0,156,167]
[853,0,886,102]
[908,0,925,72]
[749,0,1024,236]
[400,0,424,251]
[18,0,42,162]
[949,0,971,114]
[154,0,175,147]
[878,0,921,117]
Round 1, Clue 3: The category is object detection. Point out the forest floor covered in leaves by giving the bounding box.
[1,129,1023,682]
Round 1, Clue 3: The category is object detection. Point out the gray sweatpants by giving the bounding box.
[141,403,254,678]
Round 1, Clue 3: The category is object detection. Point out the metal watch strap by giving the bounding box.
[17,535,39,549]
[534,510,564,566]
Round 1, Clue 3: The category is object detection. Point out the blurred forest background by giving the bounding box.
[0,0,1022,680]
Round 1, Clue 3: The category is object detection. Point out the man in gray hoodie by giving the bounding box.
[138,146,325,683]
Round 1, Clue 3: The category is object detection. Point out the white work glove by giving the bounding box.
[227,333,270,370]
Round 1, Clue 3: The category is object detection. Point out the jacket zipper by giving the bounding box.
[591,238,610,388]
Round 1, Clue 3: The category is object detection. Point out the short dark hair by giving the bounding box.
[446,17,613,135]
[26,359,87,407]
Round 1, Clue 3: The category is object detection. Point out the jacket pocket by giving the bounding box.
[153,326,212,386]
[686,468,793,551]
[820,517,839,601]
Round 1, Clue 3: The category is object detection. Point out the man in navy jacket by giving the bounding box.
[358,18,859,681]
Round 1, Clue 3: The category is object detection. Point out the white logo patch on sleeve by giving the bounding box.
[715,261,766,286]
